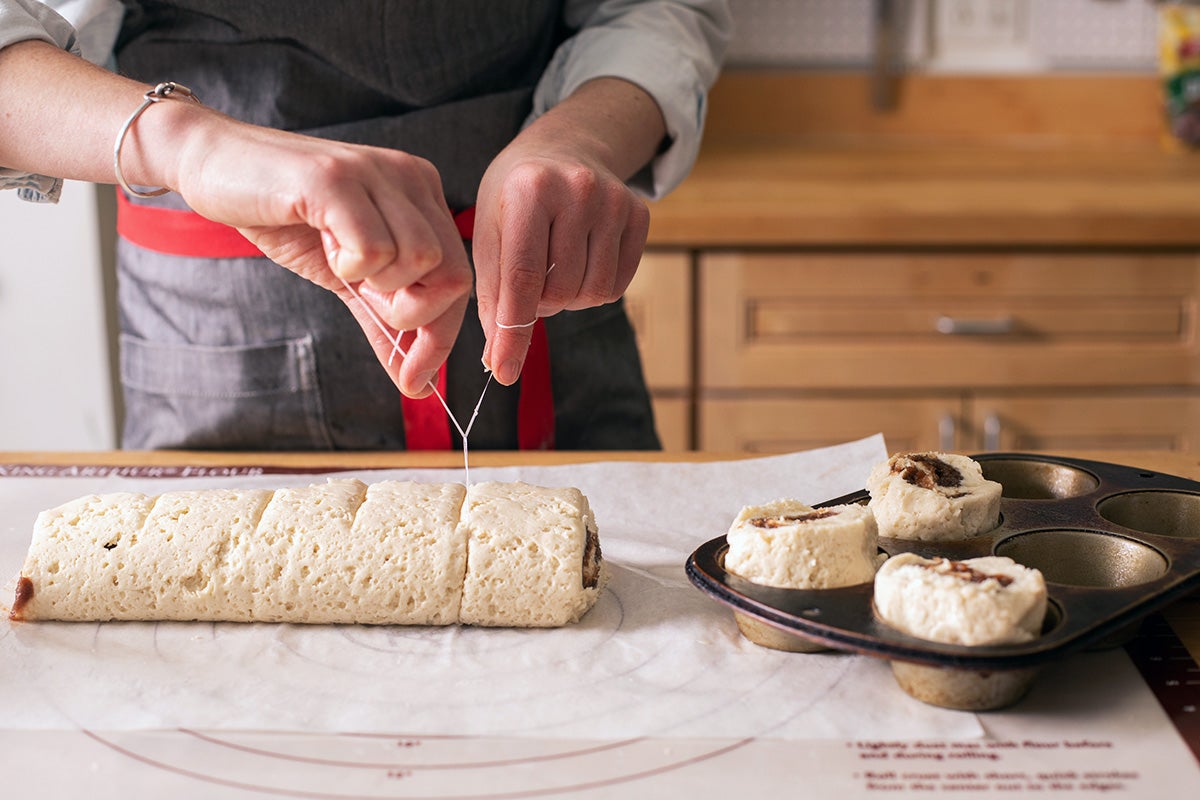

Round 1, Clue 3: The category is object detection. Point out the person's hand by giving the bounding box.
[0,43,470,397]
[473,138,649,385]
[172,114,473,397]
[472,79,662,386]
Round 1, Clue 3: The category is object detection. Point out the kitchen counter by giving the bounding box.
[3,447,1198,660]
[3,446,1199,796]
[646,73,1200,247]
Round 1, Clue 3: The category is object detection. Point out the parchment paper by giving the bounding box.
[0,435,982,740]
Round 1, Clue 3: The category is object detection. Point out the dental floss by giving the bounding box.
[337,258,549,483]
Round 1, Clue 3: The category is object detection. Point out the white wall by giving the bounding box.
[0,182,117,450]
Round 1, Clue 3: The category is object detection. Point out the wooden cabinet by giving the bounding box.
[628,249,1200,453]
[698,395,961,454]
[967,392,1200,452]
[622,251,692,451]
[698,252,1200,391]
[628,74,1200,454]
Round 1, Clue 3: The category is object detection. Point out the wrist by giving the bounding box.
[116,87,222,195]
[527,77,667,182]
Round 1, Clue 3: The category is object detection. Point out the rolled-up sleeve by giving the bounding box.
[0,0,123,202]
[532,0,732,199]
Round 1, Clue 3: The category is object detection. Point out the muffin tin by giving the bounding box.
[685,453,1200,709]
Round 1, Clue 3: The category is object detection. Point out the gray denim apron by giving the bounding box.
[112,0,659,451]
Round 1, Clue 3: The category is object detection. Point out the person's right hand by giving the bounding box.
[170,111,473,398]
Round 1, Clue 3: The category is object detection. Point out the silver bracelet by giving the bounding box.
[113,82,202,198]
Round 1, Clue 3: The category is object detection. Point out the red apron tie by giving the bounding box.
[115,190,555,450]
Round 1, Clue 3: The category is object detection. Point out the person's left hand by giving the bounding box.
[472,79,662,386]
[473,140,649,386]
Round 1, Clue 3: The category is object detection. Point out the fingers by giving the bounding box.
[311,149,472,355]
[392,292,469,397]
[280,146,472,396]
[315,153,467,305]
[318,179,443,286]
[485,196,552,385]
[476,160,651,385]
[180,128,473,398]
[341,286,468,398]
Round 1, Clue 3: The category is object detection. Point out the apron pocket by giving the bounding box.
[119,333,334,450]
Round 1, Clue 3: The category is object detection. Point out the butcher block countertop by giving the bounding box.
[646,73,1200,248]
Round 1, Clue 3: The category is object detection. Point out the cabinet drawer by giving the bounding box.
[699,253,1200,390]
[652,396,691,452]
[698,396,963,454]
[970,391,1200,452]
[624,250,691,391]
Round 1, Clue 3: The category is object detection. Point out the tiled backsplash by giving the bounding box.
[726,0,1160,71]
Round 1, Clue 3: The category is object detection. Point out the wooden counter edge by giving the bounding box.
[0,450,761,469]
[5,448,1200,472]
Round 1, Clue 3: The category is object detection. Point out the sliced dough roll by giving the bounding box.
[348,480,468,626]
[867,452,1002,541]
[458,481,604,627]
[123,486,275,622]
[11,491,157,621]
[231,478,369,623]
[873,553,1047,646]
[723,499,880,589]
[9,479,600,627]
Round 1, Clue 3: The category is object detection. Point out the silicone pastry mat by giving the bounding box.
[2,442,1198,798]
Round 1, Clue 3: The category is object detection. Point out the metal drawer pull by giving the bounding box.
[983,413,1002,451]
[935,315,1015,335]
[938,413,956,452]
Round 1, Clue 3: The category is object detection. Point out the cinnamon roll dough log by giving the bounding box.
[121,486,274,622]
[10,479,603,627]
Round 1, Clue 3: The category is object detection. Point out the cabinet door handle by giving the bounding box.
[938,413,956,451]
[983,413,1002,451]
[935,315,1015,335]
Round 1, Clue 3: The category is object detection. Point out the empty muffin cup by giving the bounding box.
[1098,490,1200,540]
[994,530,1168,588]
[978,458,1100,500]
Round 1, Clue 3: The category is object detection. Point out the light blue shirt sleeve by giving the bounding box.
[0,0,123,202]
[530,0,733,199]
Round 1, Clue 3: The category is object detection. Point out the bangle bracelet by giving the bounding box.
[113,81,202,198]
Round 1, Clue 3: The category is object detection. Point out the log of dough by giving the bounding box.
[8,479,602,627]
[866,452,1002,541]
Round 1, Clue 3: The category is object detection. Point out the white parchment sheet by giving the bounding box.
[0,436,984,739]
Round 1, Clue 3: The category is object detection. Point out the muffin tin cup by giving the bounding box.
[686,454,1200,709]
[890,662,1039,712]
[734,612,830,653]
